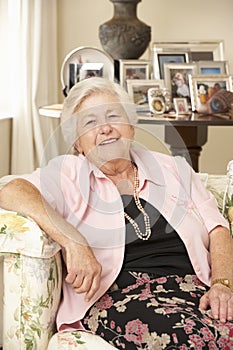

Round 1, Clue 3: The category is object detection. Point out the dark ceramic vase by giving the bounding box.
[99,0,151,59]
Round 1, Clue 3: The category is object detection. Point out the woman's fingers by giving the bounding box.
[217,294,233,322]
[65,271,77,284]
[199,287,233,322]
[199,293,210,310]
[73,273,101,302]
[71,274,85,289]
[207,285,233,322]
[227,298,233,321]
[84,274,101,302]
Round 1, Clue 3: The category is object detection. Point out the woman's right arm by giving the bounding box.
[0,178,102,302]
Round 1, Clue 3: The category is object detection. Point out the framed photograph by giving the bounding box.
[173,98,189,115]
[119,59,150,87]
[164,62,197,102]
[148,95,166,114]
[152,41,224,79]
[79,63,104,80]
[126,79,164,111]
[197,60,229,75]
[153,52,189,80]
[189,74,233,113]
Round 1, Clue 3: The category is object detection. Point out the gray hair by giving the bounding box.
[61,77,137,146]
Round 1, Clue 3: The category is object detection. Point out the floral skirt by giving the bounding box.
[83,271,233,349]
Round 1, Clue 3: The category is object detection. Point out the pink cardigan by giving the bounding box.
[22,150,228,332]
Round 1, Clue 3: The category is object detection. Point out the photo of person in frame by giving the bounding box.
[196,80,228,113]
[170,69,193,101]
[197,81,226,104]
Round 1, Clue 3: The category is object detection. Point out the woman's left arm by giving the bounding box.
[199,225,233,322]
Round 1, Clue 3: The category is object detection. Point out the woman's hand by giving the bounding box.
[199,284,233,323]
[63,241,102,302]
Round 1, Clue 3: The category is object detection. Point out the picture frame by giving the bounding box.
[79,62,104,80]
[164,62,197,103]
[149,96,166,114]
[119,59,151,87]
[126,79,164,111]
[196,60,229,75]
[152,41,224,80]
[173,98,189,115]
[189,74,233,113]
[153,52,189,80]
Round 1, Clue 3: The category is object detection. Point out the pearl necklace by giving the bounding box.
[124,163,151,241]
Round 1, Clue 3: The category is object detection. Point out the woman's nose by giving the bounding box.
[98,122,113,134]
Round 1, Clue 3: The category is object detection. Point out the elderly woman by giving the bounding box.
[0,77,233,349]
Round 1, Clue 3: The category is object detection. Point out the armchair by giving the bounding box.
[0,172,230,349]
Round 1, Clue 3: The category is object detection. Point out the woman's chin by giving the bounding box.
[87,147,130,167]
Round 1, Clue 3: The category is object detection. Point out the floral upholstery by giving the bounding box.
[0,210,62,350]
[0,173,231,349]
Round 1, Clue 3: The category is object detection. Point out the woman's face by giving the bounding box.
[74,92,135,166]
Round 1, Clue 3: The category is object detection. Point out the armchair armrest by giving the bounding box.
[0,209,61,258]
[0,209,62,350]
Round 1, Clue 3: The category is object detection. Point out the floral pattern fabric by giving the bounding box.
[0,209,62,350]
[48,331,117,349]
[1,251,62,350]
[0,209,61,258]
[83,271,233,349]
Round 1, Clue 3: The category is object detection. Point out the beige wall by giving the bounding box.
[57,0,233,174]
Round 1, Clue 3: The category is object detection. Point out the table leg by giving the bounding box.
[164,125,208,172]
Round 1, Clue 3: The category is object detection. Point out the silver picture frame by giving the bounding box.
[119,59,151,87]
[152,40,224,80]
[173,97,189,115]
[196,60,229,75]
[164,62,198,103]
[189,74,233,113]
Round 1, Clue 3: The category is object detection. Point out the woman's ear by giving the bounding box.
[73,139,83,154]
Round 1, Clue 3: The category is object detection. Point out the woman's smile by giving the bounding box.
[99,137,119,146]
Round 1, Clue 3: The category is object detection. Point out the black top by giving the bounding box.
[121,195,195,276]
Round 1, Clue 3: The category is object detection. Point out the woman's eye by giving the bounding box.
[108,114,121,119]
[84,119,96,126]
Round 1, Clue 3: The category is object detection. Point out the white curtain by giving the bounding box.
[0,0,59,174]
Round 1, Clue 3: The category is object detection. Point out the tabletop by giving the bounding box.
[39,104,233,126]
[137,111,233,126]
